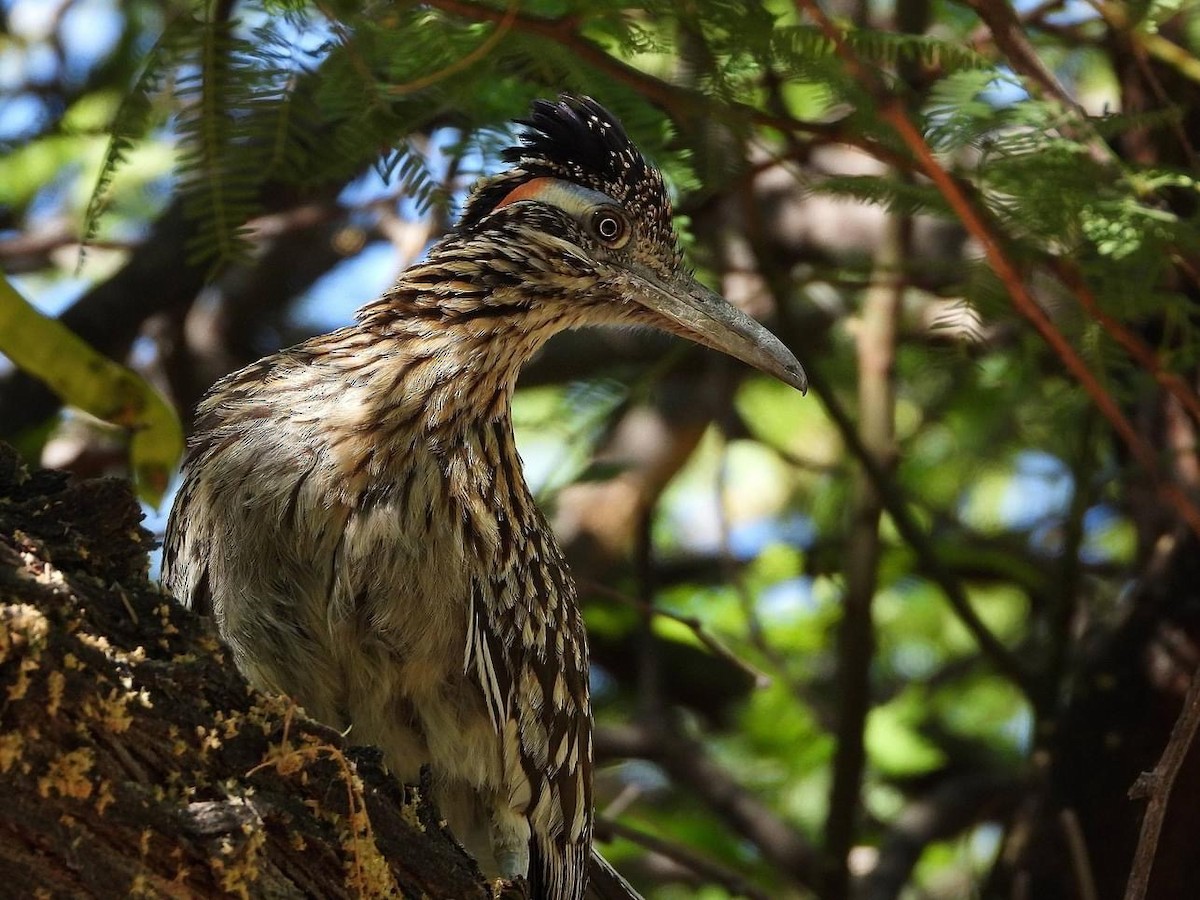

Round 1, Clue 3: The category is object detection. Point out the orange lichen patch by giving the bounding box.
[0,732,25,773]
[4,611,52,712]
[6,657,38,701]
[2,607,48,648]
[202,800,268,900]
[95,778,116,815]
[77,631,151,671]
[344,802,393,898]
[77,631,114,657]
[153,602,181,637]
[122,645,148,664]
[400,785,426,833]
[82,687,138,733]
[197,634,223,655]
[195,724,223,753]
[46,670,66,717]
[38,747,96,800]
[250,721,397,897]
[214,709,245,741]
[169,846,192,888]
[243,693,297,735]
[257,736,309,779]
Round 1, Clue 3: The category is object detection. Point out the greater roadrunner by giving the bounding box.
[163,95,807,899]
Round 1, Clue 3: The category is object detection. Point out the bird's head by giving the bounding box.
[439,95,806,394]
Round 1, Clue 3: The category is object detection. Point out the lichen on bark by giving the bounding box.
[0,443,513,899]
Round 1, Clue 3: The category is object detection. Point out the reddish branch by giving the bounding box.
[1052,260,1200,426]
[792,0,1200,539]
[966,2,1200,428]
[423,0,909,167]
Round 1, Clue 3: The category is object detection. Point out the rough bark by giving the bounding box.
[0,442,515,899]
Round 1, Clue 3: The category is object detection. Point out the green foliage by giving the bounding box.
[773,23,992,77]
[11,0,1200,896]
[0,276,183,506]
[83,14,191,249]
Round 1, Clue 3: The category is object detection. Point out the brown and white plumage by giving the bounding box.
[163,96,806,900]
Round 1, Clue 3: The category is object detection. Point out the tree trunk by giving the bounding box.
[0,442,514,899]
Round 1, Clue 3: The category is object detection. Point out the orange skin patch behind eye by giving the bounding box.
[494,177,558,210]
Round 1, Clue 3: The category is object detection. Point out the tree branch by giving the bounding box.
[1124,664,1200,900]
[594,723,819,891]
[793,0,1200,539]
[824,200,908,899]
[422,0,909,167]
[0,444,508,898]
[863,773,1020,900]
[596,819,771,900]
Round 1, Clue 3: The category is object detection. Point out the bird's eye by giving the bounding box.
[590,208,629,248]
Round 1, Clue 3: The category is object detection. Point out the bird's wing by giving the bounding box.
[466,566,594,900]
[162,464,213,615]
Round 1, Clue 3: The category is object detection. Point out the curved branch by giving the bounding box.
[423,0,910,167]
[792,0,1200,539]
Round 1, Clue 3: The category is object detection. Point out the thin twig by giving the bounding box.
[386,0,519,96]
[969,0,1067,47]
[965,0,1088,118]
[633,503,663,720]
[580,578,772,688]
[964,0,1116,167]
[711,425,790,685]
[596,818,772,900]
[595,722,819,889]
[1060,808,1100,900]
[759,324,1033,693]
[1124,664,1200,900]
[1042,410,1097,717]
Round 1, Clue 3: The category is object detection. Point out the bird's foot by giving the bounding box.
[494,846,529,881]
[489,807,531,880]
[489,875,529,899]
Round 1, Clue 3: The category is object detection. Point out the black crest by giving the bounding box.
[458,95,675,246]
[506,96,652,200]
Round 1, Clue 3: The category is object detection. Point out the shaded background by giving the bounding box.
[3,0,1200,897]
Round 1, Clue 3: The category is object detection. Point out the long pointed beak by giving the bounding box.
[624,267,808,394]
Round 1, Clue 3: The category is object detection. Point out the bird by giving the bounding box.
[162,94,807,900]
